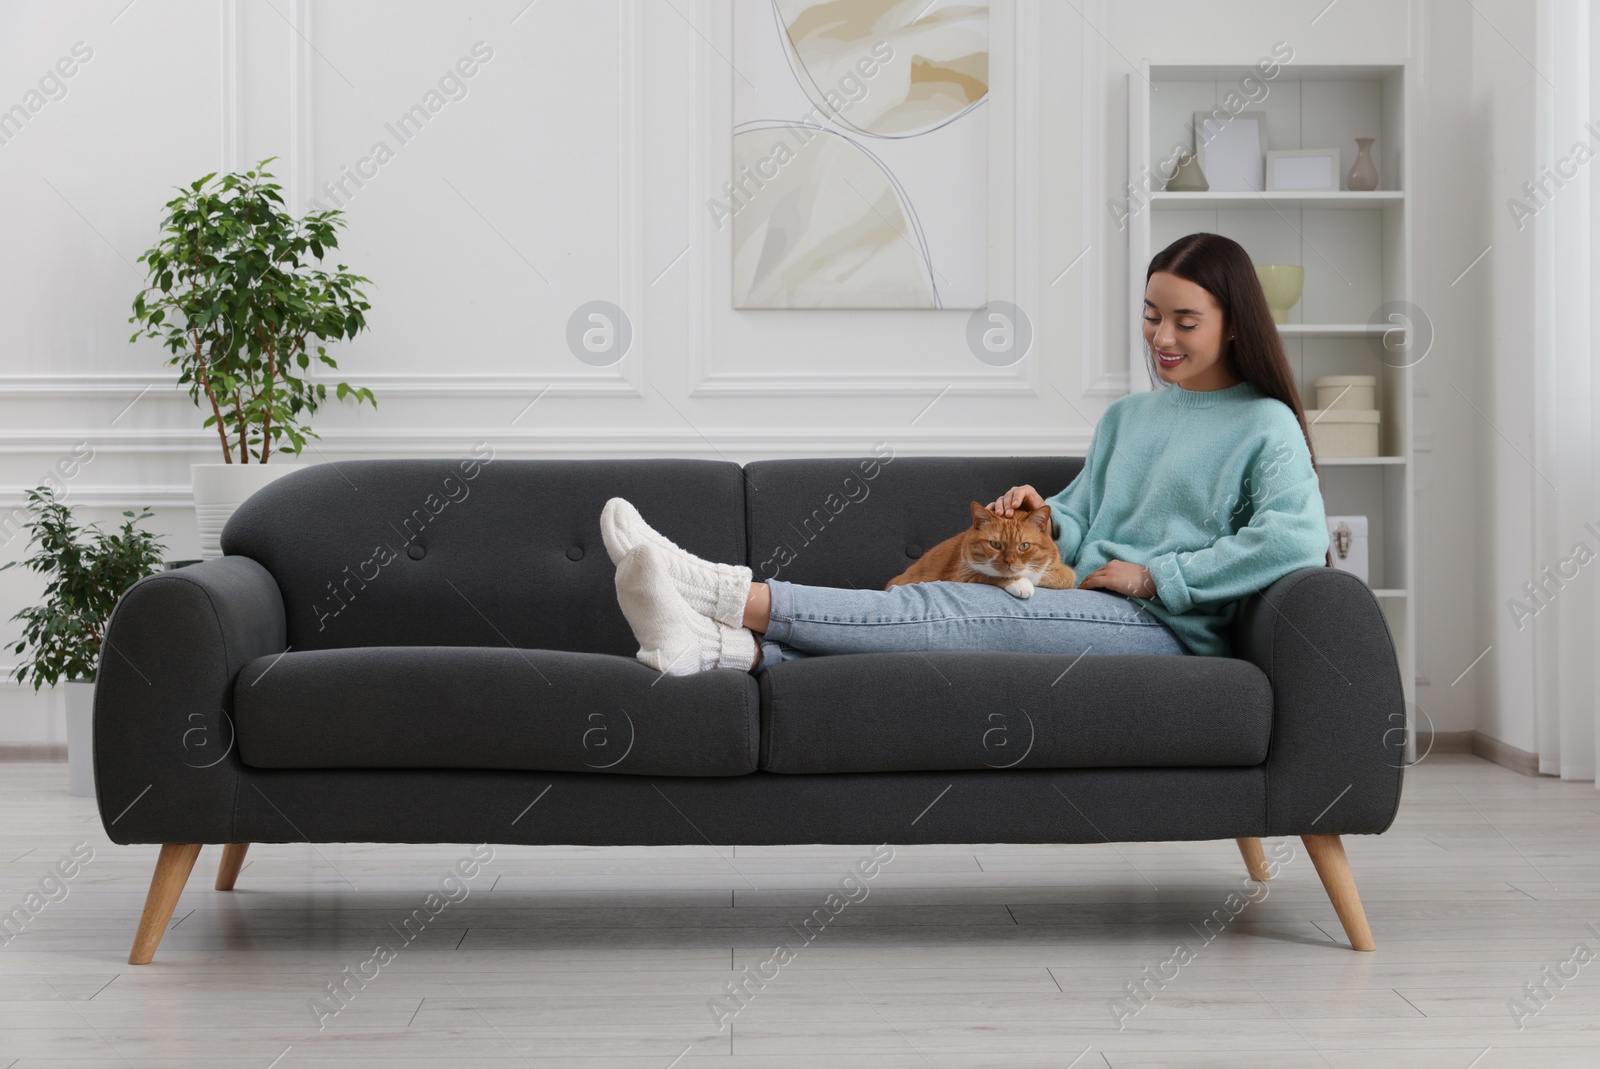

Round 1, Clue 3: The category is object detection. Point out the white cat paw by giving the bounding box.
[1003,578,1035,599]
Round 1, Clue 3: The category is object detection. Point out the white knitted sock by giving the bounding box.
[614,543,757,675]
[601,497,753,629]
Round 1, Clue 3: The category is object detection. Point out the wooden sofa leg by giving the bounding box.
[215,843,250,891]
[128,843,203,965]
[1236,837,1271,881]
[1301,834,1376,951]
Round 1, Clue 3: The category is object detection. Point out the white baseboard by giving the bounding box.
[1418,730,1541,777]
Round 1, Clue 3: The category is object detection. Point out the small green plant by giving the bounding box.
[128,156,376,463]
[0,488,166,689]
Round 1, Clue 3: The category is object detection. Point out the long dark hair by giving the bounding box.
[1145,232,1333,568]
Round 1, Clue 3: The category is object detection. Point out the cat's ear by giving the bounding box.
[1023,504,1052,531]
[969,500,993,526]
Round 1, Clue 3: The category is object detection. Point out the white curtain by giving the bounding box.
[1530,0,1599,784]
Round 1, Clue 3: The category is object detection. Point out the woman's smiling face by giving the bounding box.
[1143,271,1241,391]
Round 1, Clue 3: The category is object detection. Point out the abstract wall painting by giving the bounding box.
[726,0,990,309]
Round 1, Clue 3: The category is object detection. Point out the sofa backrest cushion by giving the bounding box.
[743,454,1085,590]
[222,457,748,655]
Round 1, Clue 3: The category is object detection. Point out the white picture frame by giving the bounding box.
[1327,515,1370,584]
[1194,111,1267,192]
[1266,148,1342,192]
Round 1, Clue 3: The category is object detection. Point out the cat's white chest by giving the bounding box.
[973,559,1046,598]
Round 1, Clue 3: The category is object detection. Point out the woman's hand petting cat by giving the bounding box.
[987,484,1045,517]
[1078,560,1157,599]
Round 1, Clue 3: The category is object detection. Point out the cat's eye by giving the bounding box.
[989,540,1002,549]
[1019,542,1030,550]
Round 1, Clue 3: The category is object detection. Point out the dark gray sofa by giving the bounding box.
[96,455,1407,963]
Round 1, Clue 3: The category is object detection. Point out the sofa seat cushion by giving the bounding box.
[233,647,760,776]
[757,651,1272,774]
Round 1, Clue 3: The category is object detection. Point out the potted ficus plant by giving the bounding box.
[128,157,376,558]
[1,488,166,796]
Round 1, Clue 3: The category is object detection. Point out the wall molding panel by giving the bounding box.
[686,0,1045,399]
[0,374,638,398]
[220,0,241,172]
[0,485,195,508]
[282,1,643,400]
[1078,0,1126,399]
[0,428,1098,462]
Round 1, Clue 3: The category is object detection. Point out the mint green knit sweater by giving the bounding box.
[1043,380,1330,657]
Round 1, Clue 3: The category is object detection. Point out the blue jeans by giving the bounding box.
[756,579,1189,674]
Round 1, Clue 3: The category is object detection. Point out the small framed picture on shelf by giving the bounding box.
[1327,516,1370,584]
[1194,111,1266,192]
[1266,149,1342,192]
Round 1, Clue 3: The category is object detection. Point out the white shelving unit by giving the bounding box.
[1126,61,1417,707]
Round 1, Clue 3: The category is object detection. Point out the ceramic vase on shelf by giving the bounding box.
[1253,264,1305,325]
[1166,153,1209,192]
[1347,137,1379,191]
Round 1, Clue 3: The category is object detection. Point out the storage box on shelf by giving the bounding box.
[1309,374,1381,459]
[1308,409,1380,458]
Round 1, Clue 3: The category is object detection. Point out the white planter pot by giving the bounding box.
[191,462,302,560]
[65,679,95,798]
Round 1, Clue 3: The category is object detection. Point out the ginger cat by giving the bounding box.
[886,503,1077,599]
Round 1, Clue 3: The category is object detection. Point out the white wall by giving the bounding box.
[1471,0,1541,754]
[0,0,1519,750]
[1414,0,1518,749]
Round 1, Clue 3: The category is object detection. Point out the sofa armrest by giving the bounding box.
[94,556,286,845]
[1232,566,1406,837]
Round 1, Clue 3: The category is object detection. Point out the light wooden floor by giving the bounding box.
[1,754,1597,1067]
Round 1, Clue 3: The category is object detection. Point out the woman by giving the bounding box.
[602,233,1332,676]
